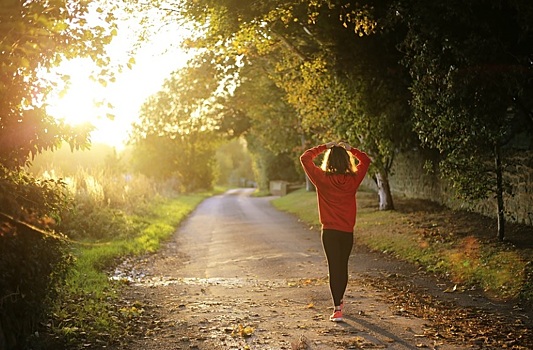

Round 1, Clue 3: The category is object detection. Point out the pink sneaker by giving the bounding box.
[329,310,343,322]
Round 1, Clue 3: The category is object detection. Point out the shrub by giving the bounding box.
[59,204,138,240]
[0,166,72,350]
[0,164,171,348]
[52,168,159,241]
[0,216,71,350]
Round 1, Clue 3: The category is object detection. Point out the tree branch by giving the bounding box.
[269,27,308,62]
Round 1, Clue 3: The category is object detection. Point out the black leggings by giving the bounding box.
[321,229,354,307]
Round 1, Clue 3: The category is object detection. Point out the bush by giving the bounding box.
[0,164,169,348]
[58,203,138,240]
[0,216,71,350]
[0,166,72,349]
[52,169,159,241]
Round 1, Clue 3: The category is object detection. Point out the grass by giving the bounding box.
[48,190,218,347]
[272,188,532,303]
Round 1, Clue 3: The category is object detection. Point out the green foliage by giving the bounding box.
[60,205,138,241]
[131,133,217,192]
[223,59,306,189]
[46,193,210,348]
[0,161,163,348]
[0,0,117,168]
[401,0,533,201]
[0,216,71,350]
[49,167,159,240]
[0,3,121,343]
[0,159,69,350]
[397,0,533,238]
[0,165,68,220]
[231,61,303,155]
[215,138,255,187]
[246,137,301,191]
[177,0,417,209]
[130,56,225,192]
[178,0,533,219]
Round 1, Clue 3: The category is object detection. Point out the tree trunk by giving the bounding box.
[300,133,316,192]
[495,144,505,241]
[375,171,394,210]
[305,176,315,192]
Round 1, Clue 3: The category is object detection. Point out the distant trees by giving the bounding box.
[228,61,304,190]
[215,138,255,188]
[130,57,223,191]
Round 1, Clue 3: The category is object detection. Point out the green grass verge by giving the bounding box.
[49,191,216,346]
[272,188,531,302]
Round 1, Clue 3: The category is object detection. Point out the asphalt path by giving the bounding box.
[170,188,326,280]
[120,188,481,349]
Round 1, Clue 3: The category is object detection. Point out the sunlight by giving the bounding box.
[46,59,106,127]
[45,6,195,150]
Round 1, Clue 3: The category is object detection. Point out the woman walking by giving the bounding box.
[300,141,371,322]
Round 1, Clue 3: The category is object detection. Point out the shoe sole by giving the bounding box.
[330,317,343,322]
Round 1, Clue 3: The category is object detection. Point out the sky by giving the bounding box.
[46,5,194,150]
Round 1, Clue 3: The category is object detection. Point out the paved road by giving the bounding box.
[171,188,325,280]
[121,188,475,350]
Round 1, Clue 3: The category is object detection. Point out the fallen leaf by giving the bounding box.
[443,284,457,293]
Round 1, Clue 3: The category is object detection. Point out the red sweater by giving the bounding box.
[300,144,371,232]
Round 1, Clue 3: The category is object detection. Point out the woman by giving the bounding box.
[300,141,371,322]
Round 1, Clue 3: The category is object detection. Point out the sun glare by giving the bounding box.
[46,59,105,127]
[45,8,195,150]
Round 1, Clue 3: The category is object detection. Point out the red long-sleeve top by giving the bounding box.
[300,144,371,233]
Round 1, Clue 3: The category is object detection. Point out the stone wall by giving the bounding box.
[364,149,533,226]
[388,149,444,203]
[504,151,533,226]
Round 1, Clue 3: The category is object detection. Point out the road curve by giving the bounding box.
[171,188,326,280]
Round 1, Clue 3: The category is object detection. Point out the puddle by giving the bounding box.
[110,257,294,287]
[110,258,324,291]
[131,276,287,288]
[110,266,147,283]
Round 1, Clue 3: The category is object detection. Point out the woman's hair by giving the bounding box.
[321,146,357,175]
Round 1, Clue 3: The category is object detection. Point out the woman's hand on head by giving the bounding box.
[325,141,337,149]
[338,141,352,151]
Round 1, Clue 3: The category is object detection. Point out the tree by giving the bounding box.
[176,0,419,209]
[0,2,122,347]
[130,55,225,191]
[400,0,533,239]
[267,3,414,209]
[0,0,118,169]
[227,60,306,190]
[215,138,255,187]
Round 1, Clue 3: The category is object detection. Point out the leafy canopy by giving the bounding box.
[401,0,533,200]
[0,0,118,168]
